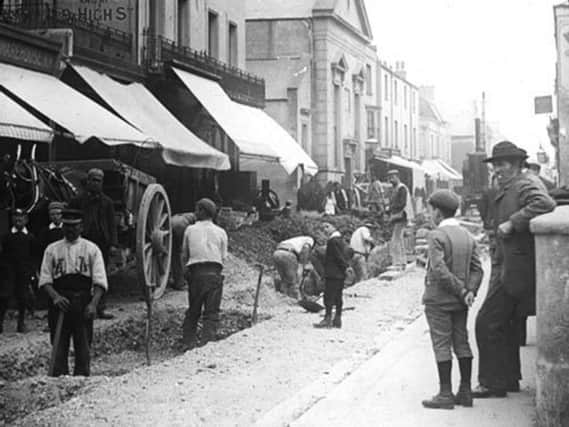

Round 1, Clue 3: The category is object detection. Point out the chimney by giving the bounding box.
[394,60,407,80]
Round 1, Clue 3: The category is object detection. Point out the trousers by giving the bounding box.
[475,284,522,389]
[390,221,406,267]
[425,305,472,362]
[273,249,300,298]
[47,290,93,376]
[351,253,368,283]
[182,263,223,347]
[323,278,344,315]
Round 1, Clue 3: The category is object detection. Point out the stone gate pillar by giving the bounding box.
[530,206,569,426]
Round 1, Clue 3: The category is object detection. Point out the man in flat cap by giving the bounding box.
[39,208,107,376]
[474,141,556,398]
[349,222,377,283]
[386,169,410,270]
[181,198,228,350]
[69,168,117,319]
[421,190,483,409]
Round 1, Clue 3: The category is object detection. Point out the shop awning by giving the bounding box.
[70,65,230,170]
[235,103,318,175]
[171,67,279,159]
[422,159,463,181]
[0,62,147,145]
[0,91,53,142]
[374,154,427,174]
[171,67,317,175]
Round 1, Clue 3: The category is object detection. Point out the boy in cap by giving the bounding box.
[314,223,352,329]
[422,190,483,409]
[39,208,107,376]
[1,209,36,333]
[181,198,228,350]
[69,168,117,319]
[36,201,65,257]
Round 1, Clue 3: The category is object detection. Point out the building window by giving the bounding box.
[394,80,398,105]
[384,116,389,146]
[345,87,351,113]
[404,124,408,152]
[208,11,219,59]
[228,22,238,66]
[412,127,417,159]
[412,91,417,113]
[384,75,388,101]
[178,0,190,45]
[394,120,399,148]
[404,86,408,109]
[366,64,372,95]
[301,123,309,152]
[367,110,376,139]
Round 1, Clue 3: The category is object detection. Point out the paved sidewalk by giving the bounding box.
[292,271,537,427]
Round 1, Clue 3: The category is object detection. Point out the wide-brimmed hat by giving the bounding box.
[483,141,528,163]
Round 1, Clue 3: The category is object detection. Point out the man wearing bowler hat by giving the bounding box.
[473,141,555,398]
[69,168,117,319]
[38,208,107,376]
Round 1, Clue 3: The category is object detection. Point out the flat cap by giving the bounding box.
[61,208,83,225]
[483,141,528,163]
[48,201,65,212]
[386,169,400,176]
[87,168,104,179]
[196,198,217,218]
[428,190,460,213]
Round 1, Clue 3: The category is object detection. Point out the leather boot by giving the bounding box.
[314,314,332,328]
[201,320,217,344]
[422,384,454,409]
[454,383,473,407]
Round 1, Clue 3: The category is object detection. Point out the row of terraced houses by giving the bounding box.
[0,0,459,210]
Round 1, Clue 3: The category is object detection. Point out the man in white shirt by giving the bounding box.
[350,222,377,282]
[181,198,228,350]
[273,235,315,299]
[39,208,108,377]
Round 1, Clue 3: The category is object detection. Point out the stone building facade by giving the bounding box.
[418,86,451,164]
[376,61,420,160]
[246,0,378,186]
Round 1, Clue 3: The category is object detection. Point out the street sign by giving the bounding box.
[535,95,553,114]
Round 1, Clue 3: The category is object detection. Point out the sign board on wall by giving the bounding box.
[58,0,136,34]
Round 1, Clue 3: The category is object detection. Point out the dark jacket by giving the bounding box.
[1,229,36,298]
[324,234,352,280]
[494,173,556,315]
[69,191,117,254]
[389,183,408,221]
[36,225,64,260]
[423,222,483,310]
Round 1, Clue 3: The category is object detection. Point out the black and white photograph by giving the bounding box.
[0,0,567,425]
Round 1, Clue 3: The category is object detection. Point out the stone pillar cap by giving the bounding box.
[530,206,569,235]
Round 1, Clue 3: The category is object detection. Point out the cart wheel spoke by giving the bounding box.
[136,184,172,300]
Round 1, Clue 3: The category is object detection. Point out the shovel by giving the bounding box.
[48,310,64,376]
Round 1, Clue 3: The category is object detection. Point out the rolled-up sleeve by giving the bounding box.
[90,246,108,291]
[38,246,54,288]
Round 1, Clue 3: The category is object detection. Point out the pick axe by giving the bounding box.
[48,310,64,376]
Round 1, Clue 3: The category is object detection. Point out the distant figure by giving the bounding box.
[36,201,65,258]
[386,170,409,270]
[314,224,352,329]
[525,160,555,191]
[273,235,314,299]
[422,190,483,410]
[1,209,36,333]
[367,175,384,213]
[323,191,336,215]
[170,212,196,290]
[334,182,349,213]
[280,200,293,218]
[349,222,377,283]
[69,168,117,320]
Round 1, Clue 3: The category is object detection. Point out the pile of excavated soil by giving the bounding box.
[229,212,389,267]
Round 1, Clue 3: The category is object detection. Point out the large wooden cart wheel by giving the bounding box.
[136,184,172,300]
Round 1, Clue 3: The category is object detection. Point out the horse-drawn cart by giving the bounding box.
[3,151,174,300]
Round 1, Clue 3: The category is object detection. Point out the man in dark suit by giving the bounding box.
[474,141,556,398]
[314,223,352,329]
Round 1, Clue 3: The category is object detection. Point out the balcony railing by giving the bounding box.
[0,3,135,64]
[145,34,265,108]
